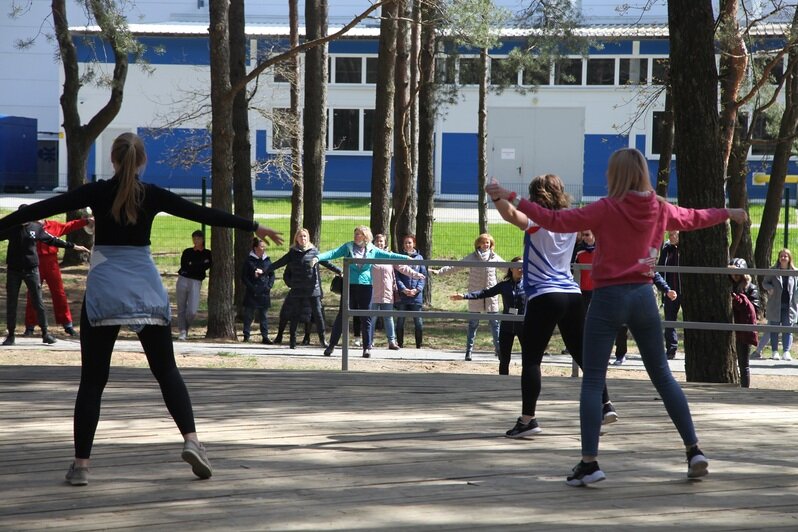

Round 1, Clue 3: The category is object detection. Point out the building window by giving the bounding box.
[273,60,292,83]
[363,109,375,151]
[586,58,614,85]
[522,62,551,86]
[554,58,582,85]
[332,109,359,150]
[436,56,456,84]
[365,57,379,84]
[619,58,648,85]
[751,113,777,156]
[652,58,670,85]
[652,111,670,155]
[458,57,481,85]
[490,58,518,86]
[271,108,292,150]
[334,57,362,83]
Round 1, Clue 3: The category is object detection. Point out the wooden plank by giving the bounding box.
[0,366,797,530]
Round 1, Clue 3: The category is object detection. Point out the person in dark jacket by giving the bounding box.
[394,234,427,349]
[175,230,212,341]
[452,257,524,375]
[658,230,681,358]
[729,258,761,388]
[269,228,341,349]
[0,209,90,345]
[242,237,275,343]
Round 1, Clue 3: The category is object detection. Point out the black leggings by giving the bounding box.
[736,340,751,388]
[498,322,523,375]
[521,292,610,417]
[74,303,196,458]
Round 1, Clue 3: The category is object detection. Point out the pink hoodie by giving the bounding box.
[517,191,729,289]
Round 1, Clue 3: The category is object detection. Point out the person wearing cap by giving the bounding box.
[729,258,761,388]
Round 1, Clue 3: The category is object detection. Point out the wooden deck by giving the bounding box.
[1,366,797,531]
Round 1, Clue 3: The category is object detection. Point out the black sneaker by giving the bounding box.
[566,460,606,486]
[686,446,709,479]
[362,349,371,358]
[602,402,619,425]
[42,334,57,345]
[2,335,15,346]
[262,336,273,345]
[22,328,35,337]
[464,351,472,361]
[323,346,333,357]
[667,348,677,360]
[505,417,542,438]
[64,326,77,337]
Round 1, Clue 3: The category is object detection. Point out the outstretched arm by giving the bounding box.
[153,187,283,246]
[0,186,92,233]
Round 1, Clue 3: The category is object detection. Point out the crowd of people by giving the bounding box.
[0,133,783,488]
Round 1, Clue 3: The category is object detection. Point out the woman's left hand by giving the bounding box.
[256,224,284,246]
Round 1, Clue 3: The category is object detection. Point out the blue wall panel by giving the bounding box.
[329,39,379,54]
[582,134,629,196]
[76,36,210,65]
[441,133,477,195]
[255,130,374,193]
[138,128,210,188]
[639,40,669,55]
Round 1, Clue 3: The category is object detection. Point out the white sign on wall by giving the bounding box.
[500,148,516,160]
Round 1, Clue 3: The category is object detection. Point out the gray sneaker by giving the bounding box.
[65,462,89,486]
[181,439,213,479]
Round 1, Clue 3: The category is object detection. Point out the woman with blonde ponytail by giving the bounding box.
[0,132,283,486]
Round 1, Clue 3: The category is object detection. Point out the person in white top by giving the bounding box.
[487,174,615,439]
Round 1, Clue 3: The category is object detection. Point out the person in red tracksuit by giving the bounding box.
[24,215,92,337]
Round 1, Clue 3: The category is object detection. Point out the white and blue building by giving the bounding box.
[0,1,792,200]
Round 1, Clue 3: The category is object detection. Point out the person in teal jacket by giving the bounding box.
[314,225,417,358]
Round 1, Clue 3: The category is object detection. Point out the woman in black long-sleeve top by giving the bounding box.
[0,133,282,486]
[451,257,525,375]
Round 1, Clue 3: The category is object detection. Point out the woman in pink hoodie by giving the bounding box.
[488,148,747,486]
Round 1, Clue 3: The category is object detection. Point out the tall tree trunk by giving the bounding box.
[416,1,436,305]
[655,85,674,197]
[668,0,735,383]
[727,131,754,264]
[370,2,398,238]
[289,0,303,239]
[407,0,421,241]
[391,0,413,248]
[207,0,237,338]
[755,39,798,272]
[230,0,252,319]
[717,0,748,180]
[477,47,489,235]
[52,0,130,265]
[303,0,328,246]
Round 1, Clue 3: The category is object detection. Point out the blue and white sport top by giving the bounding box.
[522,219,581,299]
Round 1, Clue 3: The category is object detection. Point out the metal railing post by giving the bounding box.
[341,258,351,371]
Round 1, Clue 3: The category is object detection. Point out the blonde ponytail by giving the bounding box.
[110,132,146,225]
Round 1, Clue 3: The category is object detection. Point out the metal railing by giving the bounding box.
[338,258,798,372]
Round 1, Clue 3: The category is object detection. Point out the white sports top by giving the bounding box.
[522,219,581,299]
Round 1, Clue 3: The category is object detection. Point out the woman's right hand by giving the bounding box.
[727,208,748,224]
[256,224,284,246]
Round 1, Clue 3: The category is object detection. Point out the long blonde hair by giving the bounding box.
[777,248,795,269]
[606,148,653,199]
[110,132,146,225]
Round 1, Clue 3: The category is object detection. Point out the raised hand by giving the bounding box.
[256,224,284,246]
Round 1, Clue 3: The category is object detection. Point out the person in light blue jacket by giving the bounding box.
[315,225,413,358]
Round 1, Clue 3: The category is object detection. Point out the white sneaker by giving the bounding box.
[354,338,362,348]
[783,352,792,361]
[177,331,187,341]
[772,351,781,360]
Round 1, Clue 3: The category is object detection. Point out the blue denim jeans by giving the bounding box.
[370,302,396,343]
[466,317,500,354]
[581,283,698,456]
[769,303,793,352]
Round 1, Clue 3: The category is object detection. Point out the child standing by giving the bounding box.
[729,258,760,388]
[451,257,524,375]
